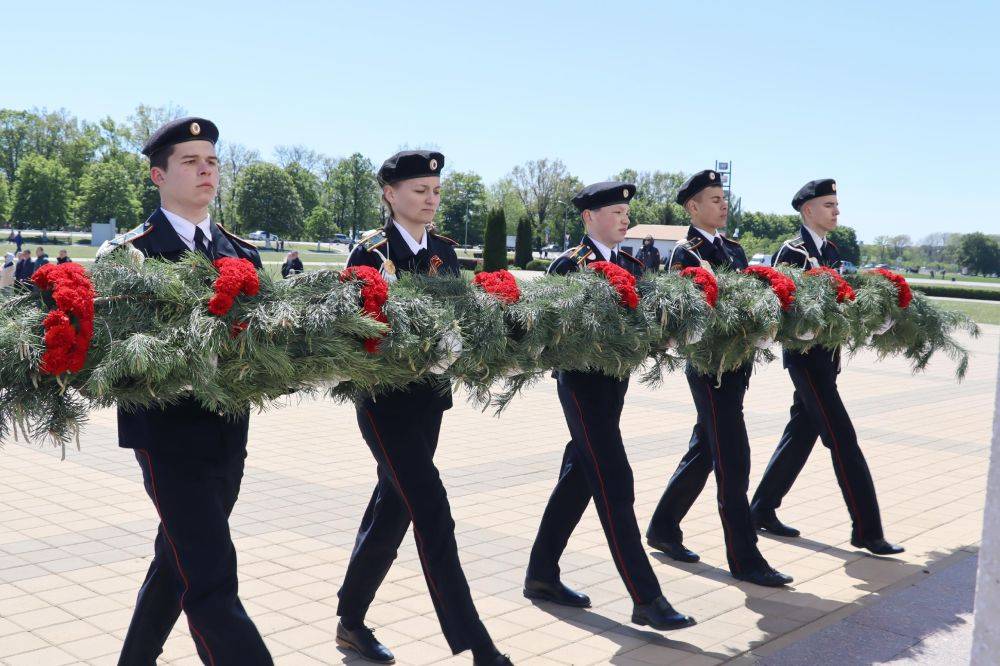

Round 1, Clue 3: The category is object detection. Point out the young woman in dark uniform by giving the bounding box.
[334,151,512,666]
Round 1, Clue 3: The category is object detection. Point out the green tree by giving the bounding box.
[11,154,72,234]
[509,159,579,245]
[325,153,379,238]
[285,162,322,215]
[214,141,260,230]
[0,173,10,222]
[514,215,533,268]
[829,225,861,264]
[437,170,487,245]
[233,162,304,238]
[304,205,337,241]
[482,207,508,271]
[73,160,142,230]
[957,232,1000,275]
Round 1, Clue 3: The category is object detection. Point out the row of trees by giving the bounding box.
[2,105,996,275]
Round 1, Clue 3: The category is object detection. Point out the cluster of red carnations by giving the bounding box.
[340,265,390,353]
[588,261,639,309]
[473,269,521,304]
[870,268,913,309]
[805,266,856,303]
[678,266,719,307]
[31,263,95,376]
[207,258,260,316]
[744,266,797,311]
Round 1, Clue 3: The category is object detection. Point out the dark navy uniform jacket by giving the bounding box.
[547,235,645,279]
[347,221,460,411]
[665,225,748,271]
[99,208,263,459]
[774,225,843,369]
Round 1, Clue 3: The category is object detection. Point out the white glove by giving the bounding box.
[427,329,463,375]
[874,315,895,336]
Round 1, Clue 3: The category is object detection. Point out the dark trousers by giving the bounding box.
[751,355,884,541]
[527,371,662,605]
[648,364,766,574]
[337,401,491,655]
[119,445,271,666]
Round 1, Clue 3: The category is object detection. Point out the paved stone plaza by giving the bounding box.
[1,326,996,665]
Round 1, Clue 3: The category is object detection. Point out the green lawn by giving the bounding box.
[930,298,1000,325]
[903,272,1000,285]
[2,241,346,265]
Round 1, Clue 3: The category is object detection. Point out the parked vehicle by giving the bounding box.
[249,230,279,241]
[748,253,773,267]
[838,260,857,274]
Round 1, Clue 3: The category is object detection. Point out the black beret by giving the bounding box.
[572,181,636,212]
[676,169,723,206]
[792,178,837,211]
[378,150,445,186]
[141,117,219,157]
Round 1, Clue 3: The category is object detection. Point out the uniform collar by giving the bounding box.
[802,224,826,252]
[586,235,618,262]
[161,207,212,250]
[391,219,428,255]
[691,224,720,243]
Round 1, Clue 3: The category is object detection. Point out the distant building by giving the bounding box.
[621,224,689,260]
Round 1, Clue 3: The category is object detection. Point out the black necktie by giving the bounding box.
[414,248,429,271]
[713,237,728,262]
[610,250,618,265]
[193,226,215,260]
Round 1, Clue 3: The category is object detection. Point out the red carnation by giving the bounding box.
[31,262,96,376]
[806,266,856,303]
[744,265,797,311]
[679,266,719,307]
[208,258,260,317]
[870,268,912,308]
[473,269,521,304]
[340,265,390,353]
[588,261,639,309]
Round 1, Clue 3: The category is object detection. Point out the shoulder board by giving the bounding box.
[96,223,152,259]
[786,236,807,249]
[721,235,741,245]
[430,231,458,246]
[564,244,595,266]
[216,224,257,250]
[359,228,388,251]
[679,237,703,251]
[777,238,810,263]
[619,251,644,266]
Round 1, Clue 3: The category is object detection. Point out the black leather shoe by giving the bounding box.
[523,578,591,608]
[631,595,696,630]
[647,537,700,563]
[733,567,793,587]
[852,537,905,556]
[473,652,514,665]
[752,511,801,538]
[336,621,395,664]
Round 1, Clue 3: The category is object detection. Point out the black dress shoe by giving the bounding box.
[631,595,696,630]
[473,651,514,665]
[336,621,395,664]
[733,566,794,587]
[852,537,905,556]
[647,537,700,563]
[523,578,591,608]
[752,511,801,538]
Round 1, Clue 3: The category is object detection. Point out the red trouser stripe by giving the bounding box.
[703,382,740,573]
[569,391,642,603]
[802,369,865,534]
[363,410,443,603]
[138,449,217,666]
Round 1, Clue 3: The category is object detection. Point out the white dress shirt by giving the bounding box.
[392,220,428,255]
[161,208,212,252]
[589,237,619,262]
[803,225,826,253]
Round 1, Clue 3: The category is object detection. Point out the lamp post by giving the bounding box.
[556,199,571,251]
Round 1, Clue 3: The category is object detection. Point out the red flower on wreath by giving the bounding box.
[870,268,912,308]
[806,266,856,302]
[473,269,521,304]
[31,262,95,375]
[340,265,390,353]
[588,261,639,309]
[744,265,797,311]
[679,266,718,307]
[208,258,260,316]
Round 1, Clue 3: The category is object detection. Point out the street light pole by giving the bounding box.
[556,199,571,250]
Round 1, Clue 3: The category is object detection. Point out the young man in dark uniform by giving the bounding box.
[749,179,903,556]
[646,169,792,587]
[525,181,695,631]
[98,117,273,666]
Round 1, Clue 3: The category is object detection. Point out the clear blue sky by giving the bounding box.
[3,1,996,242]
